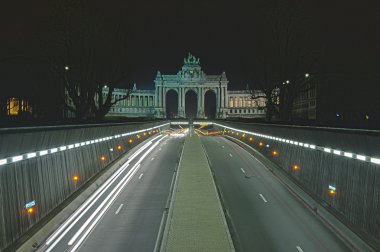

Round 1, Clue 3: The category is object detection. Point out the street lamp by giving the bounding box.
[64,66,69,71]
[305,73,310,78]
[286,80,290,84]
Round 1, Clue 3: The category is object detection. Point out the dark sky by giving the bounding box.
[0,0,379,112]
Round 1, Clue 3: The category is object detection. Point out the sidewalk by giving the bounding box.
[162,133,234,252]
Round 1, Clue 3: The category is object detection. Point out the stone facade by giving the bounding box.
[106,53,266,119]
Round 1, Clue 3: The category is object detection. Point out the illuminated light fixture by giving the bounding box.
[137,135,141,139]
[305,73,310,78]
[100,155,106,161]
[304,144,309,148]
[109,148,114,152]
[293,164,300,170]
[290,141,294,144]
[27,152,37,159]
[0,159,7,166]
[309,145,316,149]
[242,134,246,138]
[143,132,147,136]
[90,140,94,144]
[356,155,366,161]
[259,142,264,147]
[324,148,331,153]
[333,150,341,155]
[50,148,58,154]
[128,139,133,144]
[266,144,270,148]
[286,140,290,143]
[371,158,380,165]
[117,145,122,150]
[27,207,34,214]
[272,150,278,156]
[74,143,80,148]
[85,141,90,145]
[328,185,336,196]
[344,152,353,158]
[236,132,239,136]
[12,155,23,162]
[39,150,48,156]
[80,142,86,146]
[249,137,253,142]
[73,175,79,181]
[59,146,67,151]
[68,144,74,149]
[64,66,69,71]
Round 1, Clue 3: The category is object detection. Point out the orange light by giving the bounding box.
[27,208,34,214]
[293,164,300,170]
[73,175,79,181]
[137,135,141,139]
[128,139,133,144]
[117,145,122,150]
[236,132,239,136]
[143,132,147,136]
[242,134,246,138]
[148,131,151,135]
[259,142,264,147]
[100,155,106,161]
[328,189,336,196]
[272,150,278,156]
[249,137,253,141]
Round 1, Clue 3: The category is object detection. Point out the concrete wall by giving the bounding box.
[214,121,380,248]
[0,121,169,251]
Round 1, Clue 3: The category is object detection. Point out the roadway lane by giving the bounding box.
[39,134,184,252]
[78,135,184,252]
[201,135,350,252]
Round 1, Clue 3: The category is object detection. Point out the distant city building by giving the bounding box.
[291,81,317,120]
[64,53,267,119]
[6,97,32,116]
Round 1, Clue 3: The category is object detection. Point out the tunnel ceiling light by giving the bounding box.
[214,122,379,165]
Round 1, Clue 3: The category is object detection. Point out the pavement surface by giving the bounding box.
[201,135,351,252]
[38,134,184,252]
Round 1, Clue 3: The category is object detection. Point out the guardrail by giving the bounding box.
[0,121,170,251]
[212,121,380,248]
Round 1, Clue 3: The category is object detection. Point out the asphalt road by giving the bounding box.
[201,135,350,252]
[39,134,184,252]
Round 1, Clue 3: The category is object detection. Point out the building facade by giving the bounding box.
[65,53,267,119]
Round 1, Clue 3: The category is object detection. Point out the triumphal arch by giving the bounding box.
[154,53,228,118]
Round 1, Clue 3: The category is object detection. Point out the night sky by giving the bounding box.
[0,0,379,120]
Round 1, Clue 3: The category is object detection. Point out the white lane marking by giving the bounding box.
[240,168,246,174]
[259,194,268,203]
[138,173,144,180]
[296,246,304,252]
[229,153,233,157]
[151,157,155,160]
[222,146,225,148]
[115,204,123,215]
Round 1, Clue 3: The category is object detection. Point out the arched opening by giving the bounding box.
[185,90,197,118]
[166,89,178,119]
[204,90,217,119]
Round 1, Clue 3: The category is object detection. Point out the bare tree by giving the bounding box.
[45,0,132,120]
[248,0,318,121]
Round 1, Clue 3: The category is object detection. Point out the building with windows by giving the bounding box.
[291,82,317,120]
[65,53,268,119]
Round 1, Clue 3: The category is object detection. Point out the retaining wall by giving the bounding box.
[213,121,380,248]
[0,121,169,251]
